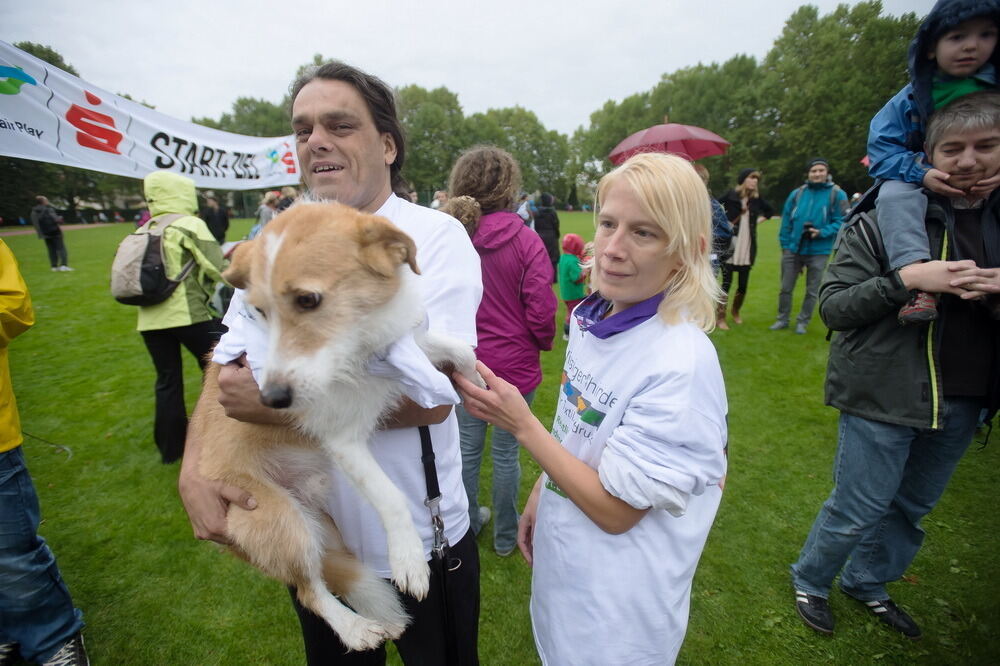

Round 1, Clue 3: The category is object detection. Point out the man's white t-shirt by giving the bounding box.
[212,193,483,577]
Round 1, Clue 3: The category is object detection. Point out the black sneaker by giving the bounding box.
[42,631,89,666]
[795,589,834,634]
[858,598,922,640]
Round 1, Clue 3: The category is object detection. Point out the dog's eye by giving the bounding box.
[253,307,267,320]
[295,292,322,310]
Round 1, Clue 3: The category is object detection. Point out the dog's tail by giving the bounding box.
[326,552,410,638]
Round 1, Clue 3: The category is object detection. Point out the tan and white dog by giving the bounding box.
[189,201,482,651]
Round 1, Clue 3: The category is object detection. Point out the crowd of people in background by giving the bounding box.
[4,2,1000,663]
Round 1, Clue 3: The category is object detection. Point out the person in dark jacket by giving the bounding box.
[717,169,775,329]
[201,196,229,244]
[791,92,1000,640]
[533,192,561,281]
[29,196,72,272]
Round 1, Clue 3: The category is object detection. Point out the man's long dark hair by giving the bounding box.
[289,61,406,181]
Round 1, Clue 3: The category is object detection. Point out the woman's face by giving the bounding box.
[743,174,759,191]
[594,180,681,316]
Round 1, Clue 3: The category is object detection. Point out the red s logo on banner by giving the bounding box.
[66,91,123,154]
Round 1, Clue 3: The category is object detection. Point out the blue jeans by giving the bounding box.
[458,390,535,554]
[777,252,828,327]
[791,398,982,601]
[0,447,84,662]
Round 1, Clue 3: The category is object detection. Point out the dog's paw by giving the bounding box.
[389,543,431,600]
[339,616,398,652]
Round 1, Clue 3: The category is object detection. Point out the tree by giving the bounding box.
[464,107,570,197]
[756,1,921,197]
[396,84,467,194]
[193,97,288,137]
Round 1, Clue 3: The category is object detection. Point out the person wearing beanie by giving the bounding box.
[717,169,775,329]
[769,158,848,334]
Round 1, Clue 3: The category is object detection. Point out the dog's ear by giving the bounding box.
[222,239,255,289]
[358,216,420,278]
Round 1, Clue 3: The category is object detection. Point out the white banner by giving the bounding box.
[0,41,301,190]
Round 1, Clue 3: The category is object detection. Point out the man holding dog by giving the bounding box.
[791,92,1000,639]
[178,62,483,664]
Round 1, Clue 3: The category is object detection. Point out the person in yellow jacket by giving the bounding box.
[138,171,226,463]
[1,240,89,665]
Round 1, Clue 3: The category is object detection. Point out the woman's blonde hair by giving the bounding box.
[594,152,722,331]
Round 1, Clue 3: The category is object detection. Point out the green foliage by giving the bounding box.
[396,85,468,194]
[4,216,998,664]
[572,1,921,200]
[192,97,289,138]
[756,1,921,196]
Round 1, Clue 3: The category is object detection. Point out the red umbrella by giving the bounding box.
[608,123,731,165]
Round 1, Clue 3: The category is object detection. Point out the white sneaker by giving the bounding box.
[52,267,60,272]
[59,265,74,271]
[477,506,491,528]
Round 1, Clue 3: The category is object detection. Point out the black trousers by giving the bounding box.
[43,235,68,268]
[720,263,751,295]
[139,319,224,463]
[291,528,481,666]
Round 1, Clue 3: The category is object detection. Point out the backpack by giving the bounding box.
[110,214,195,305]
[789,183,847,221]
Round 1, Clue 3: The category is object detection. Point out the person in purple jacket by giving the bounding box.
[444,146,558,556]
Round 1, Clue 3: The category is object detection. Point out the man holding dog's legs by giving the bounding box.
[179,61,483,664]
[790,92,1000,639]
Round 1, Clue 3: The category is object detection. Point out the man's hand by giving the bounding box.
[947,263,1000,299]
[217,355,288,425]
[808,227,820,239]
[923,168,966,197]
[178,463,257,544]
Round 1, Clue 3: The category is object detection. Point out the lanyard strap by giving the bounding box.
[419,425,449,559]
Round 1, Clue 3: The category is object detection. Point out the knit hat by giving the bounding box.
[807,157,829,170]
[738,168,758,185]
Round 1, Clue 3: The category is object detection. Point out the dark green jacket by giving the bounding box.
[821,191,1000,430]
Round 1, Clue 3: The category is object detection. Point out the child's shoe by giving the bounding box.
[898,291,938,325]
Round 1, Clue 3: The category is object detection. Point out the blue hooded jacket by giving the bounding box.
[779,181,849,256]
[867,0,1000,184]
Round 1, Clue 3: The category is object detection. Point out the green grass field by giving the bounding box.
[4,212,998,664]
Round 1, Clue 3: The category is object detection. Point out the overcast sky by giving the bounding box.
[4,0,935,137]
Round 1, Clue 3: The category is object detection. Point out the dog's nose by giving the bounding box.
[260,384,293,409]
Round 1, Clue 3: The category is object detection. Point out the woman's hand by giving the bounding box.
[452,361,538,439]
[518,477,544,565]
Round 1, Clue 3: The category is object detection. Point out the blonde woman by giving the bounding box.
[718,168,775,328]
[454,153,728,664]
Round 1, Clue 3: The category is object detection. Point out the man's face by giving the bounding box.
[929,125,1000,193]
[931,17,998,78]
[291,79,396,213]
[807,164,829,184]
